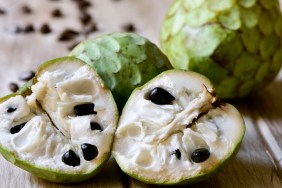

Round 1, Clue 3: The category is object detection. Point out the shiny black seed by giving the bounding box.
[19,70,35,81]
[74,103,97,116]
[122,23,136,32]
[9,83,19,93]
[149,87,175,105]
[81,143,98,161]
[51,9,63,18]
[21,5,32,14]
[62,150,80,167]
[172,149,181,160]
[40,24,52,34]
[58,29,79,41]
[191,148,210,163]
[7,107,17,113]
[78,1,92,10]
[90,122,103,131]
[10,122,27,134]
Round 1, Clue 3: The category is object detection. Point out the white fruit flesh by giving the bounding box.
[113,70,245,183]
[0,60,117,173]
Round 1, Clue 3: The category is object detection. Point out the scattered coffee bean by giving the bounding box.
[40,24,52,34]
[90,122,103,131]
[24,24,35,33]
[122,23,136,32]
[80,12,92,25]
[7,107,17,113]
[172,149,181,160]
[9,83,19,93]
[81,143,99,161]
[10,122,27,134]
[191,148,210,163]
[74,103,97,116]
[0,8,6,15]
[149,87,175,105]
[51,9,63,18]
[62,150,80,167]
[21,5,32,14]
[85,23,98,35]
[58,29,79,41]
[19,70,35,81]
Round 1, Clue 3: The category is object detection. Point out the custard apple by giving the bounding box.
[160,0,282,98]
[112,69,245,185]
[0,57,118,183]
[70,32,171,111]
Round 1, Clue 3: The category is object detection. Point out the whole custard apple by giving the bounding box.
[70,32,171,111]
[160,0,282,98]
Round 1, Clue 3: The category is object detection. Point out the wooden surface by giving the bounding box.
[0,0,281,187]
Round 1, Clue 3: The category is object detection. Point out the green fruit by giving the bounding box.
[112,69,245,185]
[160,0,282,98]
[0,57,118,183]
[69,32,171,111]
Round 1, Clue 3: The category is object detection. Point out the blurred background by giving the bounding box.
[0,0,173,96]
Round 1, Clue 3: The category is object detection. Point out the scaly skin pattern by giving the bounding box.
[161,0,282,98]
[70,32,171,111]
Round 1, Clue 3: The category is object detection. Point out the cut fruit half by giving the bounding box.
[0,57,118,183]
[112,69,245,185]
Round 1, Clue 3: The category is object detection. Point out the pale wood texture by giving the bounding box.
[0,0,281,187]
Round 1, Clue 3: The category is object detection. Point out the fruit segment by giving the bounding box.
[113,70,245,185]
[0,57,118,183]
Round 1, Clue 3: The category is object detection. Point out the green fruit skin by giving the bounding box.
[113,69,246,185]
[160,0,282,99]
[69,32,171,111]
[0,57,118,183]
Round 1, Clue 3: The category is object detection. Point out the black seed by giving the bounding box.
[19,70,35,81]
[67,42,79,51]
[10,122,27,134]
[90,122,103,131]
[81,143,98,161]
[9,83,19,93]
[40,24,52,34]
[122,23,136,32]
[0,8,6,15]
[23,24,34,33]
[85,23,98,34]
[7,107,17,113]
[58,29,79,41]
[172,149,181,160]
[191,148,210,163]
[77,1,92,10]
[74,103,97,116]
[149,87,175,105]
[51,9,63,18]
[80,12,92,25]
[21,5,32,14]
[62,150,80,167]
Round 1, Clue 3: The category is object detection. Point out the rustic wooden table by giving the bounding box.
[0,0,281,187]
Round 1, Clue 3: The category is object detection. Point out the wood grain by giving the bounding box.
[0,0,281,187]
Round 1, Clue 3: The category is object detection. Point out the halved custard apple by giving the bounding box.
[112,69,245,185]
[0,57,118,183]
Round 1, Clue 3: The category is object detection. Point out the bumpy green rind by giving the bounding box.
[69,32,171,111]
[160,0,282,99]
[113,69,246,185]
[0,57,118,183]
